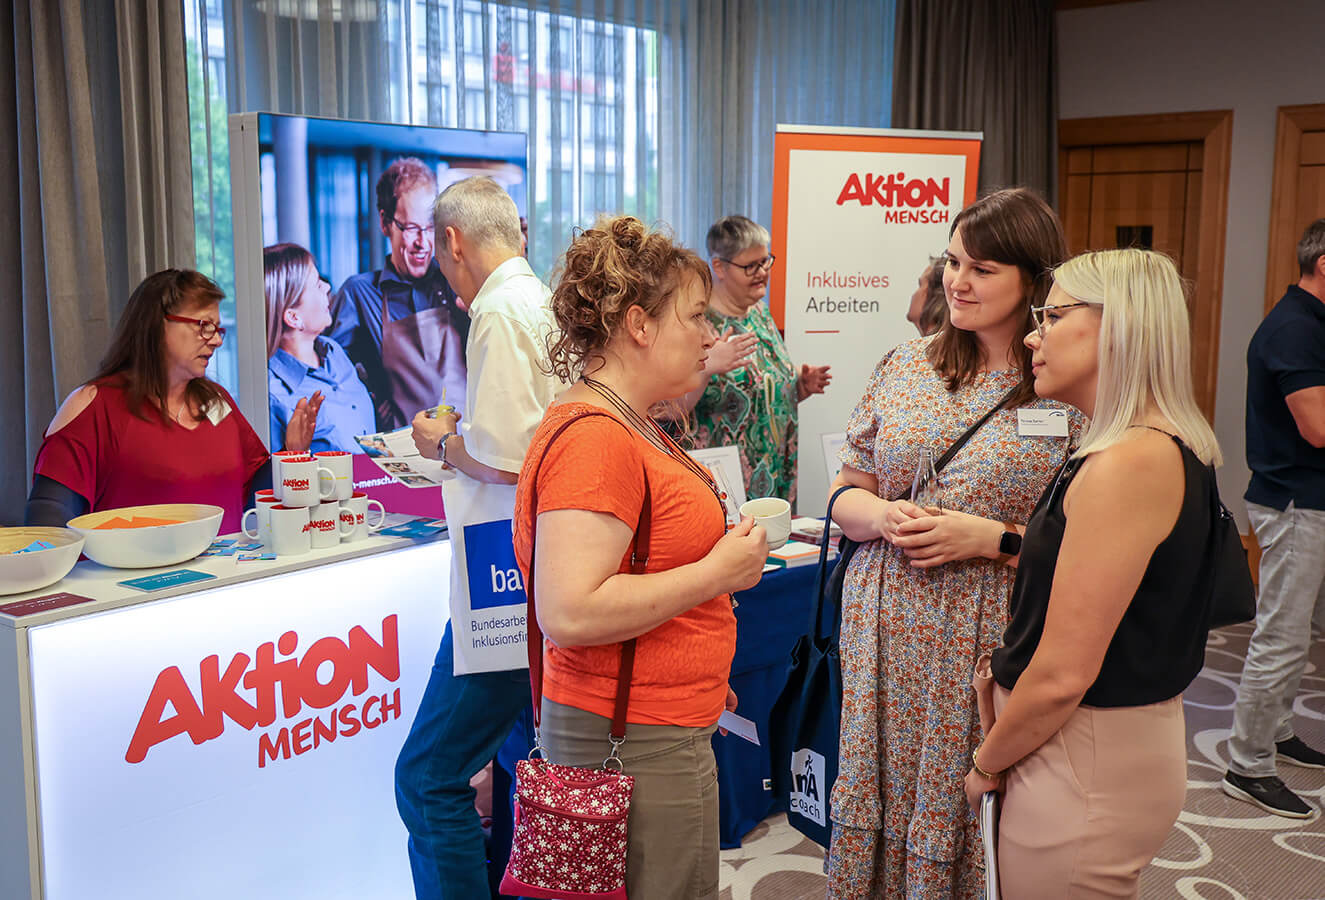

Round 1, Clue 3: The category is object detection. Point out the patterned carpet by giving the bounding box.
[720,622,1325,900]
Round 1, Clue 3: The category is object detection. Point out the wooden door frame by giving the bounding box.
[1058,110,1234,419]
[1264,103,1325,313]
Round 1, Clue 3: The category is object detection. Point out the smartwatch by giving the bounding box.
[995,521,1021,563]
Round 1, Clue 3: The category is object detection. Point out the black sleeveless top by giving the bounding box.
[991,432,1218,708]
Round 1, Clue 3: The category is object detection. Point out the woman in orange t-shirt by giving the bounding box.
[512,216,768,900]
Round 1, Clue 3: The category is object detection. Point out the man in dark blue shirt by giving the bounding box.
[1225,218,1325,819]
[331,158,468,432]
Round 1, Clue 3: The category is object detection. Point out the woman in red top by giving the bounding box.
[512,217,768,900]
[25,269,321,533]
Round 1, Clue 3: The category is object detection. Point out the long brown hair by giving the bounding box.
[263,242,316,359]
[926,188,1067,407]
[547,215,711,382]
[92,269,227,424]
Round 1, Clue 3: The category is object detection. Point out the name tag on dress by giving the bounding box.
[1016,408,1069,437]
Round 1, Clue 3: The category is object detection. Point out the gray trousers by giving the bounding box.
[1228,501,1325,777]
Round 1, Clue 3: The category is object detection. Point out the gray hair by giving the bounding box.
[705,215,771,259]
[432,176,523,254]
[1298,218,1325,277]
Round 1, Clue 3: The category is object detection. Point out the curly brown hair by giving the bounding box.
[547,216,711,382]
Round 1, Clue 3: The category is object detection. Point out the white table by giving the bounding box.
[0,533,452,900]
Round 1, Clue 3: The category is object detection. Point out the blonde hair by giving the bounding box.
[263,242,317,359]
[1055,249,1221,465]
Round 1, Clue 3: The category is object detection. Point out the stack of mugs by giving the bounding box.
[241,451,386,556]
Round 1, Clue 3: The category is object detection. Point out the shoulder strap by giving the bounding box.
[893,382,1020,502]
[525,410,646,742]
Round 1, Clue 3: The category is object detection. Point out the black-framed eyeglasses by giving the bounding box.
[717,254,776,277]
[392,218,435,240]
[165,314,226,341]
[1030,302,1101,338]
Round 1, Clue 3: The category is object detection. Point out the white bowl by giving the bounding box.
[0,527,85,596]
[67,504,224,569]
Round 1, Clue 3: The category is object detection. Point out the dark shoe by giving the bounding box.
[1222,771,1316,819]
[1276,736,1325,769]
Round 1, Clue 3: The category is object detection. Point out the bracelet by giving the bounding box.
[972,744,1003,781]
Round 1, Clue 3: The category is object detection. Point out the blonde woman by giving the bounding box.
[966,249,1223,898]
[264,242,374,452]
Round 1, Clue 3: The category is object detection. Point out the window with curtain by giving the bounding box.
[183,0,895,396]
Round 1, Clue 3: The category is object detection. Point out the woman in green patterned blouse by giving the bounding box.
[677,216,832,511]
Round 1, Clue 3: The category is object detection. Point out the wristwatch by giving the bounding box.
[995,520,1021,564]
[437,431,458,469]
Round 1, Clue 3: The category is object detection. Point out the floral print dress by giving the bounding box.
[691,302,799,507]
[827,338,1082,899]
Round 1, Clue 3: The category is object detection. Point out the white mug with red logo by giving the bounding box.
[241,494,282,547]
[310,499,355,549]
[280,455,335,507]
[338,491,387,542]
[270,450,308,503]
[268,504,312,556]
[314,450,355,501]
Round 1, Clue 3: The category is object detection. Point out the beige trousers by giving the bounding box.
[540,698,720,900]
[993,685,1187,899]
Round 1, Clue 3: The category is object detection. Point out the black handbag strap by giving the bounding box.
[894,382,1021,503]
[525,410,648,743]
[811,382,1020,637]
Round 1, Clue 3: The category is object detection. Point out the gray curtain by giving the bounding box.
[0,0,194,525]
[891,0,1056,196]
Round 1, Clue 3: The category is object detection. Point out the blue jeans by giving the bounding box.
[395,621,533,900]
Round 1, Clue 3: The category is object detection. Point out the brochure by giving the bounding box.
[354,409,456,489]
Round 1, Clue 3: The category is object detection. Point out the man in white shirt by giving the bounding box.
[394,176,560,900]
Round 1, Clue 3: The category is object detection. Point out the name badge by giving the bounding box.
[1017,408,1070,437]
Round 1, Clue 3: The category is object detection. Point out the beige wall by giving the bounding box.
[1056,0,1325,528]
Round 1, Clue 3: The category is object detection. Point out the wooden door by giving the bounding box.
[1264,104,1325,312]
[1059,112,1233,420]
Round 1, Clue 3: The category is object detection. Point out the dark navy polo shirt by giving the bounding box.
[1245,285,1325,510]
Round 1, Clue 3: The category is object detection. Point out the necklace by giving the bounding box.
[580,376,727,514]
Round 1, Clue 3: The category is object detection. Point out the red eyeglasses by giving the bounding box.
[165,314,226,340]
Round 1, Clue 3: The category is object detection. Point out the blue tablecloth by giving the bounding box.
[712,563,820,848]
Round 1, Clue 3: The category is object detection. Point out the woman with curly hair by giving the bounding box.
[512,215,769,899]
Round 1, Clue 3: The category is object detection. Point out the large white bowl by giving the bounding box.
[68,504,224,569]
[0,527,86,596]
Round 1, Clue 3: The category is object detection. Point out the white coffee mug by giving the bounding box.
[309,499,355,549]
[339,491,386,542]
[280,455,335,507]
[268,504,312,556]
[739,496,792,550]
[314,450,355,501]
[241,495,281,547]
[270,451,308,503]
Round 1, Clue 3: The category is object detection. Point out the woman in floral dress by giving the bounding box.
[826,188,1083,898]
[677,216,832,508]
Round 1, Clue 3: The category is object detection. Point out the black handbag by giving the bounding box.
[767,385,1019,847]
[1208,475,1256,629]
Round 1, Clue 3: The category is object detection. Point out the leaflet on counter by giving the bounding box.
[354,422,454,489]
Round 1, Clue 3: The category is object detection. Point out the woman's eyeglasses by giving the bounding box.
[165,314,226,341]
[1030,302,1100,338]
[717,254,776,277]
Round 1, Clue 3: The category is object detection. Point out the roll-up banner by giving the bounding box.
[771,125,982,515]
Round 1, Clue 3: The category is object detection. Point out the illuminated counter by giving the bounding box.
[0,534,451,900]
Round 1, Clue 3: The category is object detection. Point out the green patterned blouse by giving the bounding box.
[691,302,799,508]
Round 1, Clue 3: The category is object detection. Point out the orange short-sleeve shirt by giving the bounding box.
[513,401,736,727]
